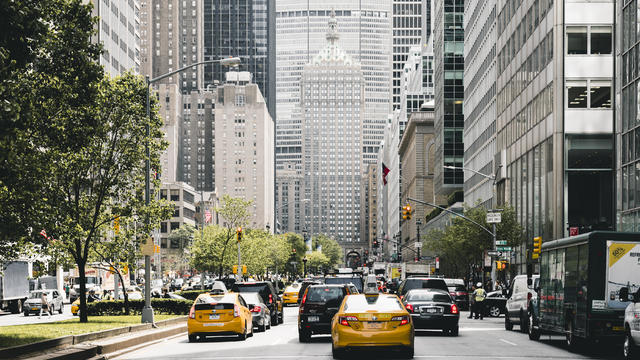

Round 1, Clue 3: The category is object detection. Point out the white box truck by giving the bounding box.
[0,261,30,313]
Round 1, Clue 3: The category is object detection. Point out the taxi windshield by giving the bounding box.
[343,295,403,312]
[197,294,234,304]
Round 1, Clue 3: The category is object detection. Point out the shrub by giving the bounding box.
[85,299,193,316]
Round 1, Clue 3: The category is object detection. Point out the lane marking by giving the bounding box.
[500,338,518,346]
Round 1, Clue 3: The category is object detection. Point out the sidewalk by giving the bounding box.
[2,317,186,360]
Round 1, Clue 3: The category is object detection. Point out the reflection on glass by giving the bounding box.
[590,85,611,108]
[567,86,587,108]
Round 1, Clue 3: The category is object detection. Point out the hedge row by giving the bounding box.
[85,299,193,316]
[175,290,209,300]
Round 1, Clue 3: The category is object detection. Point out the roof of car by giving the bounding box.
[406,288,449,294]
[308,284,347,288]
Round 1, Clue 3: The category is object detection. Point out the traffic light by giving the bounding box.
[373,240,379,248]
[236,227,243,242]
[402,204,413,220]
[496,260,508,271]
[532,236,542,259]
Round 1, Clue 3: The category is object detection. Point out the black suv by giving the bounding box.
[397,277,449,299]
[232,281,283,325]
[298,284,350,342]
[297,280,322,304]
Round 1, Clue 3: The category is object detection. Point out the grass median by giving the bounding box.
[0,315,181,349]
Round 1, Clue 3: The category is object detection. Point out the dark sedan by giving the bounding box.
[484,290,507,317]
[402,288,459,336]
[240,292,271,332]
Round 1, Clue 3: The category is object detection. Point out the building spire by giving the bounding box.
[326,9,339,44]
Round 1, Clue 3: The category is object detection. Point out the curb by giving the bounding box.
[93,324,187,355]
[0,316,187,359]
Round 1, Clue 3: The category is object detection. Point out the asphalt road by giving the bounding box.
[0,304,74,326]
[113,306,624,360]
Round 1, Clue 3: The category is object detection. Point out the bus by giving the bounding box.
[528,231,640,350]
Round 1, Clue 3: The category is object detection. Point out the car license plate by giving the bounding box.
[613,326,624,332]
[308,316,319,322]
[366,322,383,329]
[203,323,224,327]
[423,307,440,314]
[31,308,38,311]
[209,314,220,320]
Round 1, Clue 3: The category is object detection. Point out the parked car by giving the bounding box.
[505,274,539,333]
[24,290,64,316]
[397,277,449,299]
[232,281,283,325]
[620,287,640,359]
[484,290,507,317]
[240,292,272,332]
[402,288,459,336]
[170,278,184,291]
[298,284,350,342]
[444,278,469,311]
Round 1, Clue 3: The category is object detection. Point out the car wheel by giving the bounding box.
[403,345,414,359]
[23,311,29,317]
[258,322,266,332]
[624,330,636,360]
[278,311,283,324]
[450,326,459,336]
[298,329,311,343]
[271,311,278,327]
[565,319,581,352]
[528,312,540,341]
[331,343,344,359]
[489,305,501,317]
[266,316,271,330]
[505,312,513,330]
[519,311,528,333]
[188,334,197,342]
[238,323,248,341]
[59,304,64,314]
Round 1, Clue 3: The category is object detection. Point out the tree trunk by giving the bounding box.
[117,270,129,315]
[78,260,88,323]
[218,237,230,278]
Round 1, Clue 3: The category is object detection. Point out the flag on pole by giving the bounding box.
[205,209,212,224]
[39,229,47,238]
[382,162,391,185]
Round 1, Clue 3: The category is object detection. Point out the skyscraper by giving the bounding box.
[392,0,431,110]
[275,0,392,233]
[203,0,276,118]
[462,0,497,207]
[433,0,464,196]
[93,0,140,76]
[301,14,365,242]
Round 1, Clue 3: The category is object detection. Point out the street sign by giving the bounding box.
[421,256,434,261]
[487,250,502,257]
[495,240,507,246]
[486,212,502,224]
[496,246,512,251]
[569,227,579,236]
[414,241,422,248]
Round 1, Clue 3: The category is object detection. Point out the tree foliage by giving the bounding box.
[423,203,522,278]
[306,251,329,274]
[312,234,342,269]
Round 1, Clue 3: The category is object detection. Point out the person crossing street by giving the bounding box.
[472,282,486,320]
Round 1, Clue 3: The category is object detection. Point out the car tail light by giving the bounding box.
[339,316,358,326]
[234,304,239,317]
[189,306,195,319]
[299,292,308,313]
[269,294,273,304]
[392,315,409,325]
[405,303,414,313]
[251,306,262,313]
[527,292,532,303]
[450,304,459,314]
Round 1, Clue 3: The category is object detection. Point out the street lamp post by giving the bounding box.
[142,57,241,324]
[302,257,308,278]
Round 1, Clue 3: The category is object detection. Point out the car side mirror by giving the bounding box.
[619,287,630,302]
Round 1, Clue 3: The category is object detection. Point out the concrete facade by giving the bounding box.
[93,0,140,76]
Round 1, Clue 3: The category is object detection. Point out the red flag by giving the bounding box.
[382,162,390,185]
[39,229,47,238]
[205,210,212,224]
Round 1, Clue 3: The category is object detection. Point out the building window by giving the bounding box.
[170,222,180,231]
[590,26,612,54]
[160,222,168,233]
[567,81,588,108]
[161,238,167,249]
[173,206,180,217]
[160,189,167,200]
[567,26,587,54]
[170,189,180,201]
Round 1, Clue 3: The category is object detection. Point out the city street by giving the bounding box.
[115,306,623,360]
[0,304,73,326]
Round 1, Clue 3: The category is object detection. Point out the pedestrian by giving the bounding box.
[472,282,487,320]
[467,284,476,319]
[39,292,51,318]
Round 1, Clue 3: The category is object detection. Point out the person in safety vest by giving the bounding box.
[472,282,486,320]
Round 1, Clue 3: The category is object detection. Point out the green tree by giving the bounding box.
[213,195,253,277]
[313,234,343,268]
[37,74,172,322]
[424,203,522,278]
[0,0,105,261]
[283,233,305,276]
[306,251,329,274]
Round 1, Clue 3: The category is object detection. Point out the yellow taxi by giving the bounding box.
[187,292,253,342]
[331,294,414,359]
[283,284,300,305]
